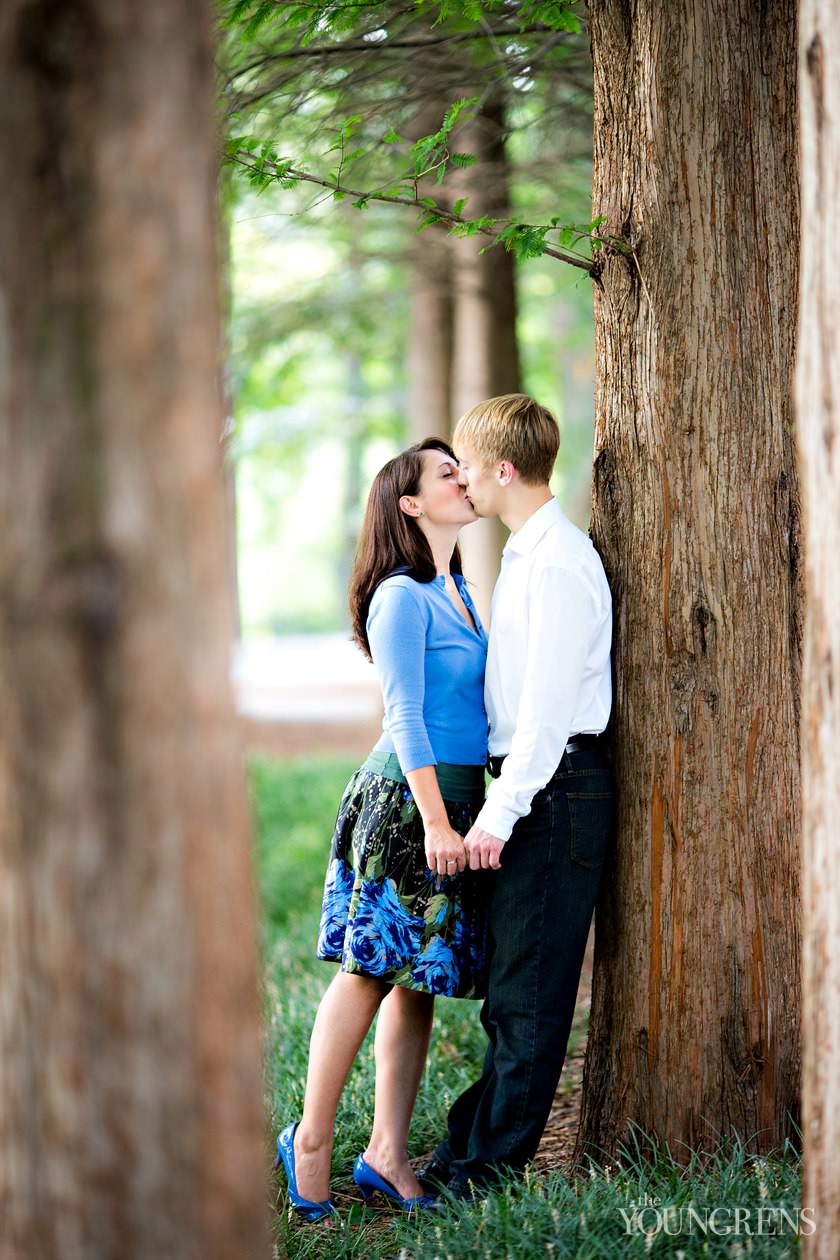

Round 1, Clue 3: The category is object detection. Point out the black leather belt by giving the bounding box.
[488,732,605,779]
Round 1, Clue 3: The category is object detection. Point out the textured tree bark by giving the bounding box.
[579,0,802,1156]
[0,3,269,1258]
[450,100,520,620]
[797,1,840,1251]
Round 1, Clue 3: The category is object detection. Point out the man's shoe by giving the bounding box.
[416,1152,452,1190]
[441,1172,485,1204]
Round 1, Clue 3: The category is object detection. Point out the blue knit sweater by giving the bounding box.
[367,573,488,772]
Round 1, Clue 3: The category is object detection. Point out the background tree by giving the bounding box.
[225,0,808,1162]
[0,2,268,1256]
[221,0,595,618]
[798,0,840,1251]
[228,199,414,633]
[579,0,801,1157]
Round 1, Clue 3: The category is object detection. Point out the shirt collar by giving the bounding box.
[502,496,563,557]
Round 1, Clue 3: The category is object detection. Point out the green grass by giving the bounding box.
[252,756,804,1260]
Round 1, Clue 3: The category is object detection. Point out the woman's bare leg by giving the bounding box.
[364,985,435,1199]
[292,970,389,1202]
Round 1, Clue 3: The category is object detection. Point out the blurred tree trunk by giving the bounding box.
[798,1,840,1252]
[450,99,520,621]
[223,458,242,641]
[406,99,454,444]
[403,97,518,621]
[0,3,269,1258]
[580,0,801,1156]
[219,188,242,643]
[339,352,368,608]
[406,229,454,442]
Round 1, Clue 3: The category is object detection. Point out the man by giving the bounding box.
[422,393,615,1198]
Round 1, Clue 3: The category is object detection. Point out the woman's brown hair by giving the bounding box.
[349,438,463,661]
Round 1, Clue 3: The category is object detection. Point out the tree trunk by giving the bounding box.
[450,100,521,621]
[406,228,454,443]
[579,0,801,1156]
[0,3,269,1258]
[798,1,840,1251]
[405,99,455,445]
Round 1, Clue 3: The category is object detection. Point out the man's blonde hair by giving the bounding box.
[453,393,560,485]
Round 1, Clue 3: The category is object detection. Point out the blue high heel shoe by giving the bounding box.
[353,1153,436,1212]
[274,1122,336,1223]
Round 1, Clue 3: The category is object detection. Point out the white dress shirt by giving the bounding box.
[474,497,613,843]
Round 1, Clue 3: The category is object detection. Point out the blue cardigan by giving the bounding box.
[367,573,488,772]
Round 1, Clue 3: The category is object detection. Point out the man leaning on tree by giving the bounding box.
[420,392,615,1199]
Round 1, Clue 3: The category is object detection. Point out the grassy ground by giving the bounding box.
[251,756,803,1260]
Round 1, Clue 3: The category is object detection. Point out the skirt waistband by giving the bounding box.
[363,751,486,804]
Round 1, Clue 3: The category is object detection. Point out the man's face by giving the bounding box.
[455,441,504,518]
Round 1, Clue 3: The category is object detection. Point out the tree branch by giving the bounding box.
[226,23,565,84]
[229,151,596,274]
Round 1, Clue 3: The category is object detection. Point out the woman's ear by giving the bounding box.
[399,495,423,518]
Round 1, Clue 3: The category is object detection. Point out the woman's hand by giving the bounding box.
[405,765,469,877]
[423,819,467,877]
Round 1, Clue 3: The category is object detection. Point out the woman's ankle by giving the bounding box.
[363,1143,423,1195]
[292,1123,332,1200]
[295,1120,331,1157]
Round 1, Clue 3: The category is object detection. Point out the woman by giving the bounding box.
[275,438,489,1221]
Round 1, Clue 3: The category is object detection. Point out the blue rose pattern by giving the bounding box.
[314,766,488,997]
[316,857,355,959]
[411,936,458,994]
[344,877,424,976]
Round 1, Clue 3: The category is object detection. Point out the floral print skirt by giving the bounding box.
[316,766,490,998]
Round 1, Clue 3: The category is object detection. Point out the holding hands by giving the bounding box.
[423,822,505,875]
[423,819,467,877]
[463,825,505,871]
[408,764,504,875]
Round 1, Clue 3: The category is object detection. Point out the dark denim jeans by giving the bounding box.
[436,747,615,1185]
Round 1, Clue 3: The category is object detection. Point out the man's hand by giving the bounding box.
[464,825,505,870]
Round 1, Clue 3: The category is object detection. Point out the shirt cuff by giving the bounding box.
[472,798,518,845]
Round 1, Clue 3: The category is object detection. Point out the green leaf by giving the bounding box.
[416,212,443,233]
[382,129,404,145]
[453,197,468,217]
[441,97,479,135]
[384,183,419,199]
[450,215,495,238]
[340,114,362,138]
[449,152,477,169]
[516,0,583,32]
[412,134,444,163]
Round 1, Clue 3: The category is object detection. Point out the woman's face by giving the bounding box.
[409,448,478,527]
